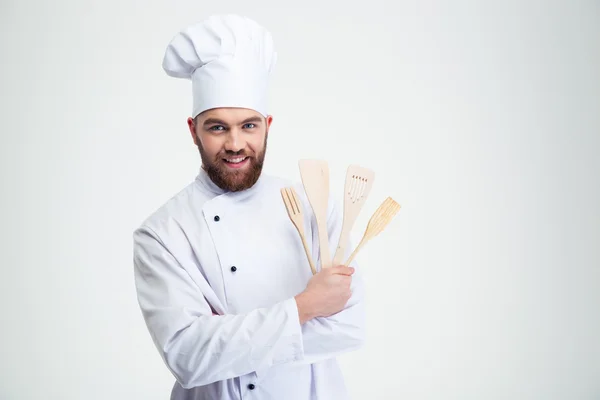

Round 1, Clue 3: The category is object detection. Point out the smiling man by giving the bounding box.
[132,14,366,400]
[191,108,270,192]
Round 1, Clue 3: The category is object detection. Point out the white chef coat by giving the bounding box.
[133,167,366,399]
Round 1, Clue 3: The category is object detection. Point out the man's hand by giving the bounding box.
[295,265,355,324]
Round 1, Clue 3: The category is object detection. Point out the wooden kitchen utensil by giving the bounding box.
[298,159,332,269]
[332,165,375,266]
[344,196,401,266]
[281,186,317,275]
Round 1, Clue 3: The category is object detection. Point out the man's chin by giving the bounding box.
[206,160,263,192]
[221,175,259,192]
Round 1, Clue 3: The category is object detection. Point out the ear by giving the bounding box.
[187,117,199,146]
[265,115,273,130]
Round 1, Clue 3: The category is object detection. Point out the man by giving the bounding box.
[133,14,366,399]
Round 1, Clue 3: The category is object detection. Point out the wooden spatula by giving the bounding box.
[332,165,375,266]
[344,196,401,266]
[281,186,317,275]
[298,159,332,269]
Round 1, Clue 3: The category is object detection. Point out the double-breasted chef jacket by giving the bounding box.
[133,167,366,399]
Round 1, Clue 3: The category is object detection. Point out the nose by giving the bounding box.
[224,129,246,153]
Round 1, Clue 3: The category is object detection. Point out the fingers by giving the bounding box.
[327,265,355,276]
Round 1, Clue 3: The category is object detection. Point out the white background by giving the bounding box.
[1,0,599,399]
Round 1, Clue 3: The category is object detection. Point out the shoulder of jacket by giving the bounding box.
[259,173,294,188]
[133,181,205,236]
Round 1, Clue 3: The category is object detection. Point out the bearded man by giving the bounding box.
[133,14,366,400]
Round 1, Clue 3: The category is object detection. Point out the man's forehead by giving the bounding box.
[197,107,264,124]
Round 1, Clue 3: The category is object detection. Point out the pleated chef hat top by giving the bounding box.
[162,14,277,118]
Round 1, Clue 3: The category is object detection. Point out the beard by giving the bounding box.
[197,134,268,192]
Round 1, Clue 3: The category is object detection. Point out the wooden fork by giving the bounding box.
[281,186,317,275]
[345,196,401,266]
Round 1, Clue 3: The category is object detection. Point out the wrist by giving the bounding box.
[294,292,316,324]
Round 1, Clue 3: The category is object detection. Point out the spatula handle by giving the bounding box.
[300,234,317,275]
[332,227,351,266]
[344,245,359,267]
[344,236,366,266]
[317,223,331,268]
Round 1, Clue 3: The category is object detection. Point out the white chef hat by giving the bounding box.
[162,14,277,118]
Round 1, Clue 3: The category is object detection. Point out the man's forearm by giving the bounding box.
[295,292,318,324]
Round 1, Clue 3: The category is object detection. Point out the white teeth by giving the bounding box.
[225,157,247,163]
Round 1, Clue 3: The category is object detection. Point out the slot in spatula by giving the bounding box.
[332,165,375,266]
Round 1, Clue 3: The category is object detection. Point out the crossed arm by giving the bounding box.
[132,201,365,389]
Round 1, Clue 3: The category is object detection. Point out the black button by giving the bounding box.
[230,266,237,272]
[248,384,255,390]
[214,215,220,221]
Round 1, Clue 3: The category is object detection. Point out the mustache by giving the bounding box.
[219,150,253,158]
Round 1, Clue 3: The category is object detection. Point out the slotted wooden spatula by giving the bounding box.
[281,186,317,275]
[344,196,401,266]
[332,165,375,266]
[298,159,332,269]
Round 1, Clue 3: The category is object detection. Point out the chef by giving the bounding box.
[133,14,366,399]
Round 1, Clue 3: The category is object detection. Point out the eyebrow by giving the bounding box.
[202,116,263,127]
[241,116,263,124]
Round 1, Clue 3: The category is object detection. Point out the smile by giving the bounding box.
[224,156,248,163]
[223,156,250,169]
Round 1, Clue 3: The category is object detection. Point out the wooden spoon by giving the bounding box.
[345,196,401,266]
[298,159,332,269]
[332,165,375,266]
[280,186,317,275]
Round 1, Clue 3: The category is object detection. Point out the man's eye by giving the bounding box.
[209,125,225,131]
[243,123,256,129]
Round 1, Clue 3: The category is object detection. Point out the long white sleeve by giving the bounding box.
[133,226,305,389]
[298,267,366,364]
[295,196,367,365]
